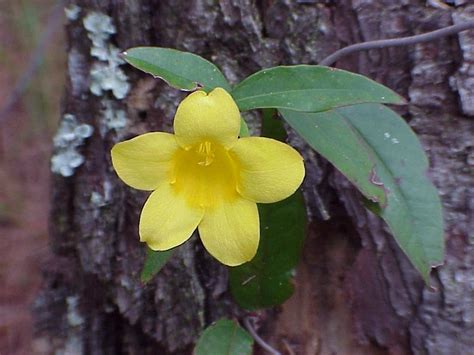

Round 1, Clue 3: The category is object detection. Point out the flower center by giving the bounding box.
[196,141,215,166]
[170,141,238,209]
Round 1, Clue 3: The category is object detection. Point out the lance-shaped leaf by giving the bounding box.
[229,110,307,309]
[281,104,444,282]
[123,47,231,92]
[232,65,405,112]
[280,107,387,206]
[194,319,253,355]
[140,247,173,284]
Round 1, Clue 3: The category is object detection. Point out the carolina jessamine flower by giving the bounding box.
[111,88,304,266]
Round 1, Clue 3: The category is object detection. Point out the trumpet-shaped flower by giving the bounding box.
[111,88,305,266]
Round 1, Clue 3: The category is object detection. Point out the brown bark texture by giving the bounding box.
[34,0,474,354]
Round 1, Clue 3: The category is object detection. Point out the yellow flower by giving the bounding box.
[111,88,305,266]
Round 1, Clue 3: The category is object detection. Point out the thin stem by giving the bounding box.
[319,20,474,66]
[244,317,281,355]
[0,0,65,124]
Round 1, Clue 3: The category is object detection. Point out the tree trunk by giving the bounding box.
[34,1,474,354]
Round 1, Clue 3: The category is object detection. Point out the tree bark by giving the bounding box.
[34,1,474,354]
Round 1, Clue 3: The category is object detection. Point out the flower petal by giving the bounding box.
[174,88,240,149]
[140,183,204,250]
[111,132,179,190]
[198,198,259,266]
[230,137,305,203]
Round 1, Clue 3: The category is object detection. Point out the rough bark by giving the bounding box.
[34,1,474,354]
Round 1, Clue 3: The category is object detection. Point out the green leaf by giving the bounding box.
[140,247,173,284]
[260,108,287,141]
[280,108,387,206]
[281,104,444,282]
[123,47,231,92]
[229,110,307,309]
[194,319,253,355]
[239,117,250,137]
[232,65,405,112]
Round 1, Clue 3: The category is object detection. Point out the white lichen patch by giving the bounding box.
[66,296,85,327]
[90,192,104,206]
[90,63,129,99]
[99,99,128,136]
[83,12,130,99]
[90,180,113,208]
[62,335,83,355]
[90,185,111,218]
[51,114,93,177]
[62,296,85,355]
[83,12,115,46]
[65,4,81,21]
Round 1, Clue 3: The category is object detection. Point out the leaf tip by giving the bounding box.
[139,275,150,285]
[390,94,408,105]
[397,97,408,105]
[119,51,128,62]
[420,259,445,287]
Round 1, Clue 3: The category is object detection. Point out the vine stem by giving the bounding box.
[244,317,282,355]
[0,0,65,124]
[319,20,474,66]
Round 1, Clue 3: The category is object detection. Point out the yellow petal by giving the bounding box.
[111,132,179,190]
[198,198,259,266]
[174,88,240,149]
[140,183,204,250]
[230,137,305,203]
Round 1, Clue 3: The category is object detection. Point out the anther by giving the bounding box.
[196,141,215,166]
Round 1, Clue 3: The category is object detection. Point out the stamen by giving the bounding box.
[196,141,215,166]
